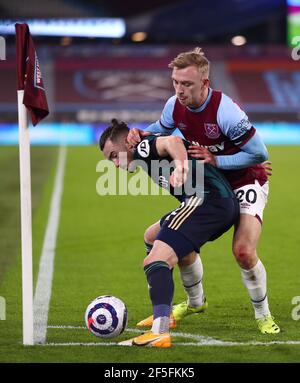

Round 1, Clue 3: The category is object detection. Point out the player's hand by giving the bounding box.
[187,145,217,167]
[170,163,189,188]
[126,128,151,146]
[262,161,272,177]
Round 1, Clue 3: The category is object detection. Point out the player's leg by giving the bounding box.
[233,181,280,333]
[141,220,207,327]
[165,196,239,326]
[138,196,238,331]
[144,221,206,312]
[173,253,208,320]
[120,239,178,347]
[232,213,260,269]
[170,196,239,325]
[137,250,208,328]
[233,214,268,315]
[139,222,175,329]
[130,198,218,347]
[143,240,178,337]
[177,252,205,308]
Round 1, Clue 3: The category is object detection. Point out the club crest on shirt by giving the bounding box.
[137,140,150,158]
[178,122,187,130]
[204,123,220,139]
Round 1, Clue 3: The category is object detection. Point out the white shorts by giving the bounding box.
[233,180,269,223]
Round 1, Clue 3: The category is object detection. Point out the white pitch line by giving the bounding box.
[48,326,216,343]
[48,325,86,329]
[33,146,67,345]
[173,341,300,347]
[45,325,300,347]
[45,342,118,347]
[41,340,300,347]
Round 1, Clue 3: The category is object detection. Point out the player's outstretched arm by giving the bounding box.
[214,131,268,170]
[188,130,268,170]
[198,93,269,170]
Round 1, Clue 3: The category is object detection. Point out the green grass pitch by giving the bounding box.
[0,145,300,363]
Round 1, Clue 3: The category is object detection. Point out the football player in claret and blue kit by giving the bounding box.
[127,47,280,335]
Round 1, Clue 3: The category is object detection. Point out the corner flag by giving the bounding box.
[15,23,49,125]
[15,23,49,345]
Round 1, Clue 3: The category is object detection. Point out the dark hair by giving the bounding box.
[99,119,129,151]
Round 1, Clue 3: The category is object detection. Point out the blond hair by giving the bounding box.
[168,47,210,78]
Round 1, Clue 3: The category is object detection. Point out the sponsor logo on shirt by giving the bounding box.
[228,118,251,139]
[191,140,225,153]
[204,123,221,139]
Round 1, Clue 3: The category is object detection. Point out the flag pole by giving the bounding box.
[16,22,49,345]
[17,89,34,345]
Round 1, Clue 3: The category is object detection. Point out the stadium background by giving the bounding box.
[0,0,300,364]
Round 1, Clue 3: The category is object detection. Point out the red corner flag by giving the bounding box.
[15,23,49,126]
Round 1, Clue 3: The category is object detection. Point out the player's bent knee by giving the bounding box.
[143,240,178,269]
[178,251,198,267]
[143,254,169,268]
[233,243,253,258]
[143,247,162,267]
[143,227,152,244]
[232,243,257,268]
[143,253,174,269]
[144,222,160,245]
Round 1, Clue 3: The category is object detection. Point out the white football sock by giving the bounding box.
[179,255,204,308]
[241,259,271,319]
[151,316,170,334]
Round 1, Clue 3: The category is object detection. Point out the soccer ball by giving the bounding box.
[85,295,128,338]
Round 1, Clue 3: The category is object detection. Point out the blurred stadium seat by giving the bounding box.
[1,45,299,122]
[0,0,299,143]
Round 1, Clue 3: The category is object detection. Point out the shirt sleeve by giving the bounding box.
[217,93,253,145]
[134,136,160,162]
[146,95,177,134]
[215,93,268,169]
[216,130,268,170]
